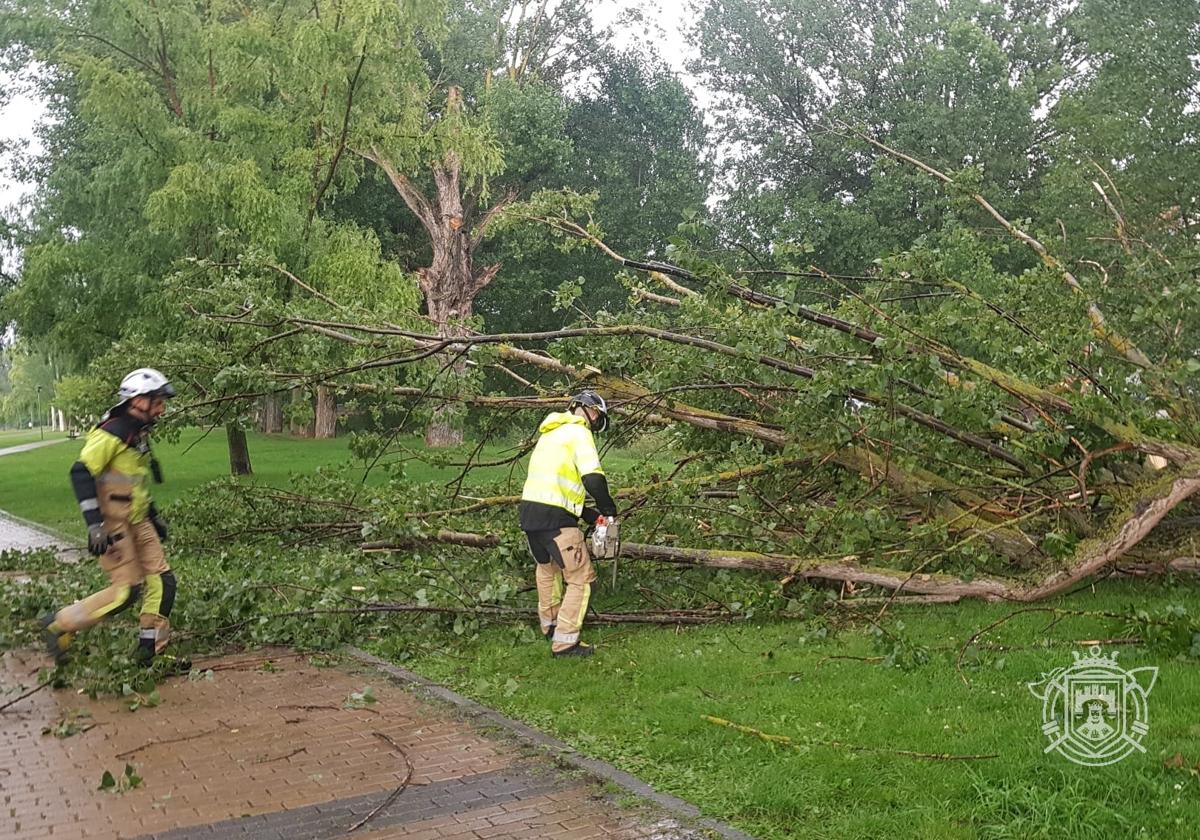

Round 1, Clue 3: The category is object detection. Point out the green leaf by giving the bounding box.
[124,764,143,789]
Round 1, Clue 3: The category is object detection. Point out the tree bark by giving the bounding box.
[226,425,253,476]
[260,393,284,434]
[356,89,511,448]
[419,148,502,448]
[315,385,337,439]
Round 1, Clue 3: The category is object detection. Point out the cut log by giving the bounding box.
[620,542,1013,601]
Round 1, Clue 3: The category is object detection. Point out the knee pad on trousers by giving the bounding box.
[113,583,143,616]
[159,570,177,618]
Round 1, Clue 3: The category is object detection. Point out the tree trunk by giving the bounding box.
[226,425,253,476]
[260,393,284,434]
[418,147,502,448]
[365,103,507,449]
[315,386,337,439]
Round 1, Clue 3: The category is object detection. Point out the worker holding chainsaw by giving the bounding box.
[519,390,620,658]
[40,368,185,671]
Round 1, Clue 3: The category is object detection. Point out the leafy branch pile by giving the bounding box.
[173,147,1199,609]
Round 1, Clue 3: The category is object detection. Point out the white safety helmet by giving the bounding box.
[568,390,609,432]
[117,368,177,402]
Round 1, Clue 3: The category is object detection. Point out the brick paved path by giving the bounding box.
[1,647,738,840]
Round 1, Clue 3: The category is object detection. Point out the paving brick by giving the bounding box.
[2,645,735,840]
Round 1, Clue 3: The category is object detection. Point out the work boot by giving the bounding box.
[543,624,556,644]
[134,632,191,674]
[39,613,72,666]
[134,634,156,666]
[552,642,594,658]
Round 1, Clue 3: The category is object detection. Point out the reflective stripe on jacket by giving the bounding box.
[521,412,604,517]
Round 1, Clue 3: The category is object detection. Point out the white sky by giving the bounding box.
[0,85,46,209]
[0,1,701,210]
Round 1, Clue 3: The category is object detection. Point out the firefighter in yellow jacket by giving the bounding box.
[40,368,181,668]
[519,391,619,658]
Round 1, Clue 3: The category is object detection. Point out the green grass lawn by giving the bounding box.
[0,426,654,538]
[396,582,1200,839]
[0,429,378,538]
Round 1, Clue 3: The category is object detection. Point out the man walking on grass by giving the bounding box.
[519,390,620,658]
[40,368,187,671]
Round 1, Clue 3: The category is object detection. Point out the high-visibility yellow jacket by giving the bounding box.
[521,412,604,517]
[77,416,155,524]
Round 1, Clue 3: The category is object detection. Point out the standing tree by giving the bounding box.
[478,49,712,333]
[350,0,604,445]
[689,0,1075,272]
[1,0,442,467]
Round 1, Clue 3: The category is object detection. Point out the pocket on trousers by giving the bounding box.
[553,530,585,571]
[101,489,134,526]
[561,542,581,569]
[526,532,562,565]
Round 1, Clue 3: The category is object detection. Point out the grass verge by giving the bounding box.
[391,581,1200,840]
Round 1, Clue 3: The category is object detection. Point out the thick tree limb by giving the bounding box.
[1114,558,1200,577]
[354,145,437,235]
[1017,468,1200,600]
[621,542,1013,601]
[362,531,500,551]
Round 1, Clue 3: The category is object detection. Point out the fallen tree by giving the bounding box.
[355,467,1200,603]
[172,136,1198,616]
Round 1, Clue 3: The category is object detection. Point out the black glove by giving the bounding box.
[87,523,113,556]
[151,513,169,542]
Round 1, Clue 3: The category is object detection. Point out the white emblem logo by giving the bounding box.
[1027,646,1158,766]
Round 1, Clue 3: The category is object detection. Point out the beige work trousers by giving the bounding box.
[531,527,596,652]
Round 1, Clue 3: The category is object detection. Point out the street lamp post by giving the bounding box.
[36,385,43,441]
